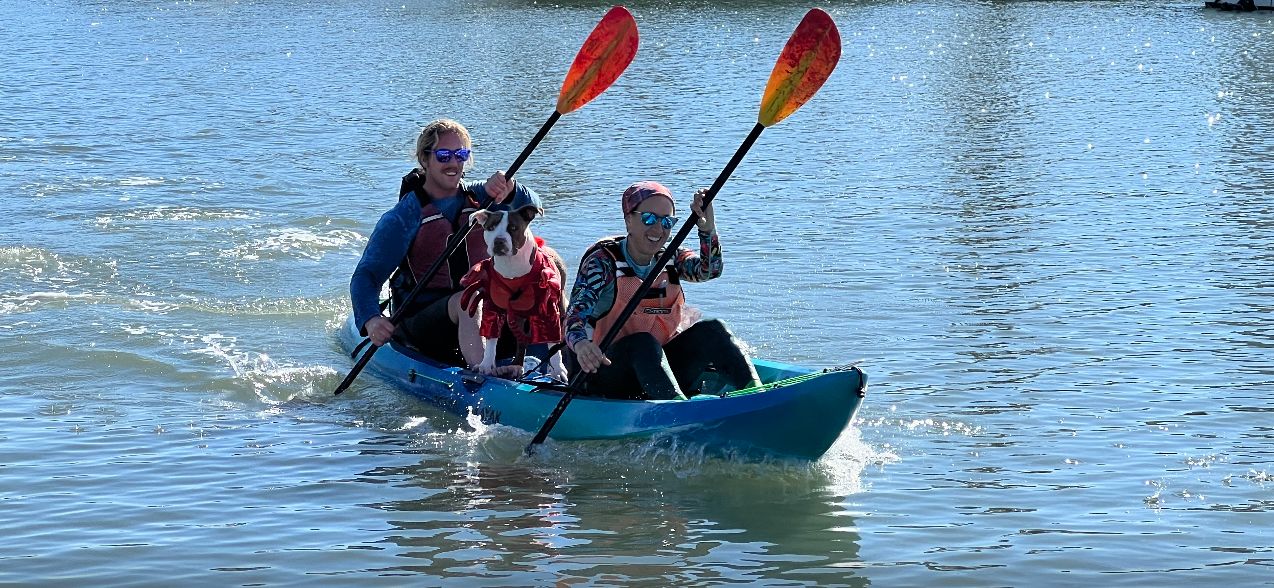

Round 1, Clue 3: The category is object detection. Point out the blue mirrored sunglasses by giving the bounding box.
[431,148,471,163]
[638,211,678,230]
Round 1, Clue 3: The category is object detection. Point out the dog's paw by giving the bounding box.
[547,357,569,383]
[549,366,569,383]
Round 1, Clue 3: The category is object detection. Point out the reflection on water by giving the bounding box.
[4,0,1274,585]
[360,440,871,585]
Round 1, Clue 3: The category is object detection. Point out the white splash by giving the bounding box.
[223,228,364,261]
[119,176,164,186]
[189,333,339,403]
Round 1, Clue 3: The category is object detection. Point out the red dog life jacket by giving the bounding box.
[459,241,564,345]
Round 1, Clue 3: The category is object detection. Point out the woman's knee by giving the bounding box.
[617,331,664,360]
[690,318,736,344]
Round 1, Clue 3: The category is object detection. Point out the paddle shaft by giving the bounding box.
[333,112,563,396]
[508,111,561,180]
[526,122,766,449]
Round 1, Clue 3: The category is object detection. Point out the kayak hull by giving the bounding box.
[337,316,866,460]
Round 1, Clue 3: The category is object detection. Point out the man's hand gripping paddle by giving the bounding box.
[335,6,639,396]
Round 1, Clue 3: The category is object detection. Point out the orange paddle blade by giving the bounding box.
[556,5,640,114]
[758,8,841,127]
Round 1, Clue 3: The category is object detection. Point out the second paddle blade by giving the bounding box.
[758,8,842,128]
[556,5,640,114]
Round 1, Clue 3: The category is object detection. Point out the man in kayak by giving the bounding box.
[564,180,762,400]
[350,118,542,371]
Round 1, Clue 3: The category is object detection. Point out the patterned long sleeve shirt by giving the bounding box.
[564,229,722,350]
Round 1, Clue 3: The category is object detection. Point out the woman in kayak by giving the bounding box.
[350,118,541,371]
[565,180,761,400]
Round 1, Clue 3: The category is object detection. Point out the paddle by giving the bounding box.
[525,8,841,452]
[334,5,639,396]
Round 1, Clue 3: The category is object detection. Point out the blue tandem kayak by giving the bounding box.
[337,315,867,460]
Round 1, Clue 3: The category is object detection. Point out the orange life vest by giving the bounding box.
[588,237,684,347]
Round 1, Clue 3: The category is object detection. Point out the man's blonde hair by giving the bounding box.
[415,118,473,170]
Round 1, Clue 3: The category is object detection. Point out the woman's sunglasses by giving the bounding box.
[430,148,471,163]
[637,211,678,230]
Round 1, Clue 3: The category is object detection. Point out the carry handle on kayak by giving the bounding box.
[525,8,842,452]
[334,6,640,396]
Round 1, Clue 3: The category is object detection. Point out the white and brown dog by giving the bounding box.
[459,206,569,381]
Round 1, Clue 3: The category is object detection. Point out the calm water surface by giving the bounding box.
[3,0,1273,585]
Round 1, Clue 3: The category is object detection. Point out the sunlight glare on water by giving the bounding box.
[2,0,1274,585]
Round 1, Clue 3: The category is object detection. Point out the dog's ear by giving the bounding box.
[517,208,539,224]
[471,210,490,227]
[482,211,506,231]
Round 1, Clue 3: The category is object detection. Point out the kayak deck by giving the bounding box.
[337,316,866,460]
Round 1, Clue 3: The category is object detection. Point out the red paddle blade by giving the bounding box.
[758,8,841,127]
[556,5,640,114]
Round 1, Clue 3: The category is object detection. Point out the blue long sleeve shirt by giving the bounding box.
[349,179,538,334]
